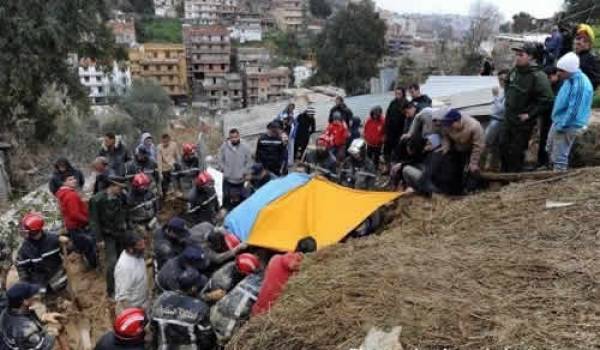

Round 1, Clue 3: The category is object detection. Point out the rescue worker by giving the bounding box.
[175,143,201,194]
[48,157,84,195]
[16,213,67,295]
[98,132,131,177]
[501,42,554,172]
[255,122,287,176]
[92,156,111,195]
[56,175,97,268]
[363,106,386,170]
[218,128,253,211]
[124,148,159,186]
[89,175,128,298]
[303,135,338,178]
[151,269,214,349]
[153,217,190,271]
[126,173,158,232]
[185,171,219,226]
[339,139,377,190]
[294,106,317,160]
[95,308,147,350]
[114,234,148,314]
[203,253,261,303]
[245,164,276,195]
[157,246,209,293]
[191,228,247,274]
[252,237,316,316]
[0,283,64,350]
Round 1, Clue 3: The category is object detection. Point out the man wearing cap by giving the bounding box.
[501,42,554,172]
[218,128,253,211]
[438,109,484,195]
[0,282,63,350]
[294,106,317,160]
[89,175,128,298]
[153,217,191,271]
[157,246,209,292]
[575,24,600,91]
[124,147,159,185]
[547,52,593,171]
[151,268,214,349]
[255,122,287,176]
[114,234,148,314]
[246,164,276,195]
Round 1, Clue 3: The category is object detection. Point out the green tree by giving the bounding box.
[310,0,332,19]
[561,0,600,24]
[512,12,536,33]
[0,0,116,141]
[118,79,173,138]
[314,0,386,95]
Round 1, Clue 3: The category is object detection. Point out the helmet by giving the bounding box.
[21,212,44,232]
[348,138,366,157]
[131,173,151,190]
[114,308,146,343]
[195,171,213,187]
[182,143,196,156]
[236,253,260,275]
[224,232,241,250]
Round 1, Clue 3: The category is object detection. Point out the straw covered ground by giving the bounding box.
[228,168,600,350]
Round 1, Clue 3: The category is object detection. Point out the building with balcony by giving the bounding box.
[184,0,238,24]
[108,17,137,47]
[229,16,262,43]
[271,0,306,31]
[129,43,188,99]
[236,47,271,70]
[78,59,132,104]
[154,0,182,17]
[243,66,290,106]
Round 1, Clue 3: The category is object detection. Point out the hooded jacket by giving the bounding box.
[504,64,554,127]
[551,69,593,131]
[48,158,85,195]
[136,132,157,162]
[218,141,252,184]
[56,186,89,231]
[328,103,353,125]
[98,137,131,177]
[324,121,349,147]
[578,50,600,91]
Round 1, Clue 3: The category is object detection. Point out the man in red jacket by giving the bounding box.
[364,106,386,169]
[56,175,97,268]
[324,112,349,163]
[251,237,317,316]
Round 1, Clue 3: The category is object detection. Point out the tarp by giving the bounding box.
[225,173,400,252]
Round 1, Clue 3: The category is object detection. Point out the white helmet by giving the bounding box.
[348,138,366,158]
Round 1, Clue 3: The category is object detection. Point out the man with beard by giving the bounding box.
[114,233,148,314]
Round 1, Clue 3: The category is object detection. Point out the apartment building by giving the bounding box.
[79,59,132,104]
[271,0,306,31]
[129,43,188,99]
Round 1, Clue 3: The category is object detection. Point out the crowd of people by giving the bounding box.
[0,22,598,350]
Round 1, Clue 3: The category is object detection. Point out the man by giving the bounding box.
[404,107,441,143]
[203,253,261,303]
[114,234,148,314]
[98,132,131,177]
[438,109,485,195]
[92,156,111,195]
[303,136,338,177]
[176,143,201,194]
[126,173,158,232]
[56,175,97,268]
[363,106,386,169]
[185,171,219,226]
[48,157,84,195]
[255,122,287,176]
[191,228,247,274]
[154,217,190,271]
[0,283,63,350]
[294,106,317,159]
[157,133,180,195]
[328,96,353,125]
[252,237,316,316]
[547,52,593,171]
[501,42,554,172]
[89,175,128,298]
[157,246,209,293]
[401,134,443,195]
[124,147,159,185]
[245,164,276,195]
[384,87,408,163]
[16,213,67,294]
[324,112,349,163]
[340,139,377,190]
[390,102,419,163]
[484,70,508,171]
[135,132,157,162]
[408,83,432,113]
[574,24,600,91]
[218,129,252,211]
[95,308,146,350]
[151,269,214,349]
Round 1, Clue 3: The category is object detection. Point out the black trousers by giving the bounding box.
[367,145,382,170]
[68,228,97,268]
[500,122,535,173]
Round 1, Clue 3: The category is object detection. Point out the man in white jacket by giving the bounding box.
[114,233,148,314]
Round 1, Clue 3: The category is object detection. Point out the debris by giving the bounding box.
[545,200,576,209]
[352,327,403,350]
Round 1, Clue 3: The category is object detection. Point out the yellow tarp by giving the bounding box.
[247,177,401,251]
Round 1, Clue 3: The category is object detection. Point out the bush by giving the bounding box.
[137,17,182,43]
[593,93,600,109]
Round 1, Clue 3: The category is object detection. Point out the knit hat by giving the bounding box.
[577,24,595,43]
[557,52,580,74]
[442,109,462,126]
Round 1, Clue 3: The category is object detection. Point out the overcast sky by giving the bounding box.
[374,0,564,19]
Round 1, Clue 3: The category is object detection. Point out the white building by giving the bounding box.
[184,0,238,23]
[155,0,181,17]
[229,18,262,43]
[293,64,313,88]
[79,60,132,104]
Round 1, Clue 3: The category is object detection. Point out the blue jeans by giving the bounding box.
[546,126,583,171]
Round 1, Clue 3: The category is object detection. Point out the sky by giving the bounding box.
[374,0,564,20]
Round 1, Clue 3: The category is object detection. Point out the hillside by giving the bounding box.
[227,168,600,349]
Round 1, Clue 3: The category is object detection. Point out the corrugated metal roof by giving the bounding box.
[422,76,499,99]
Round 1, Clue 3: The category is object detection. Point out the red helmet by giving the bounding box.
[182,143,196,156]
[21,212,44,232]
[114,308,146,343]
[224,232,241,250]
[195,171,213,187]
[236,253,260,275]
[132,173,151,190]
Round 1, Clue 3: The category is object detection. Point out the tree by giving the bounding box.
[562,0,600,24]
[0,0,116,141]
[462,1,502,73]
[310,0,332,19]
[118,79,173,138]
[512,12,536,33]
[499,21,512,33]
[314,0,386,95]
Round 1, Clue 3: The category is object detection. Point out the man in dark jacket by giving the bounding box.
[157,246,209,293]
[575,24,600,91]
[303,136,338,177]
[408,83,432,113]
[255,122,287,176]
[16,213,67,294]
[126,173,158,231]
[48,157,84,195]
[124,147,159,185]
[98,132,131,177]
[384,87,408,163]
[153,217,190,271]
[328,96,353,125]
[294,107,317,159]
[92,157,112,195]
[185,171,219,226]
[501,42,554,172]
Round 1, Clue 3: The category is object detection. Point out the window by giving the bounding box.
[96,76,102,82]
[213,78,217,84]
[84,76,90,82]
[221,64,226,71]
[98,86,104,94]
[153,52,158,58]
[223,91,228,96]
[143,65,149,71]
[209,64,213,71]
